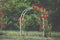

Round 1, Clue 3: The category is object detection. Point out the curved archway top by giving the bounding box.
[20,4,49,20]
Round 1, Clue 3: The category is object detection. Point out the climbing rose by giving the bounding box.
[41,16,45,20]
[38,6,42,8]
[42,12,44,15]
[46,10,48,12]
[34,4,38,6]
[44,15,48,20]
[44,17,48,20]
[46,14,48,17]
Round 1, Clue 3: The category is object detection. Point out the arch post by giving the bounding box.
[19,7,32,36]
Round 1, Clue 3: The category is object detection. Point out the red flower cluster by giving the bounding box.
[42,12,44,15]
[34,4,38,6]
[46,10,48,12]
[38,6,42,8]
[32,4,48,20]
[33,4,42,9]
[33,4,48,11]
[41,15,48,20]
[32,4,47,12]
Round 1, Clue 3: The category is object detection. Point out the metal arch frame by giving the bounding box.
[20,7,33,36]
[20,7,45,37]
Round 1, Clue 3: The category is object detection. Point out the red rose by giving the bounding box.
[44,17,48,20]
[42,7,44,10]
[34,4,38,6]
[38,6,42,8]
[41,16,45,20]
[42,12,44,15]
[43,8,46,11]
[46,10,48,12]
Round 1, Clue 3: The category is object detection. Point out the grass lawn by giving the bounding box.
[0,30,60,40]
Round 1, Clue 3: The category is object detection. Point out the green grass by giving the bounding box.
[0,30,60,40]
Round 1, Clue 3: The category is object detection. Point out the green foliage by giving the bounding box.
[23,13,41,31]
[0,0,28,30]
[0,0,54,31]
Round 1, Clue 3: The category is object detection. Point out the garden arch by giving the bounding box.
[19,4,50,37]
